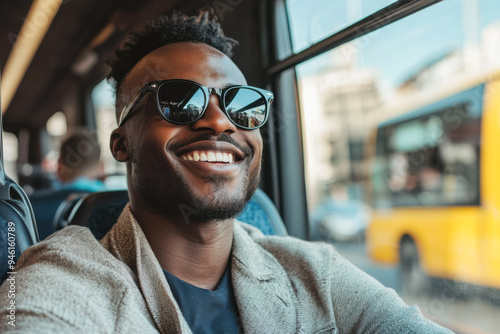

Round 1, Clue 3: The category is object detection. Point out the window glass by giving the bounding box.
[286,0,398,53]
[42,111,67,179]
[3,132,18,182]
[375,99,481,207]
[293,0,500,332]
[46,111,67,137]
[91,79,126,189]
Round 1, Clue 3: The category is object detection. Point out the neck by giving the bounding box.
[131,203,234,291]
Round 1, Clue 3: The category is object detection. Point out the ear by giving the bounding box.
[110,128,130,162]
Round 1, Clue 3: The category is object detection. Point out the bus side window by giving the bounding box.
[282,0,500,331]
[3,132,19,182]
[377,100,481,208]
[91,80,126,189]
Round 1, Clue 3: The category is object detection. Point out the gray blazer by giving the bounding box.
[0,204,453,333]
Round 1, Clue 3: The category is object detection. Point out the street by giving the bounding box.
[332,242,500,334]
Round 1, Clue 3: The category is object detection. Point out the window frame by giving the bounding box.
[266,0,444,239]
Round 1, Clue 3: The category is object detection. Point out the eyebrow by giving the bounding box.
[220,83,241,89]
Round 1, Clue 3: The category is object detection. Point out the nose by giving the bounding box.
[191,94,237,134]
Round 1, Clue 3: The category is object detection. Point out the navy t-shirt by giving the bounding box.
[163,266,241,334]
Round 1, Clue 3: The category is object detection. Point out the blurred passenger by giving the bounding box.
[55,129,105,191]
[29,129,105,239]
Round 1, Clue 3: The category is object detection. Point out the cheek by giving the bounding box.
[128,120,177,164]
[250,131,263,159]
[243,131,263,177]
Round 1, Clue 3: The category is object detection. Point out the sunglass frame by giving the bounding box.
[118,79,274,129]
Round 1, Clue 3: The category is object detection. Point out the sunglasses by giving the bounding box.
[118,79,274,129]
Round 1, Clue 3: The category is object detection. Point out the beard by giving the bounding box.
[175,167,259,222]
[134,165,260,223]
[130,136,260,224]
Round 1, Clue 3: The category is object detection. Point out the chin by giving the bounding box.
[188,190,249,222]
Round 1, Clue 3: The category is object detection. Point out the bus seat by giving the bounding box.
[64,190,129,239]
[63,188,287,239]
[0,76,39,283]
[52,192,90,232]
[29,189,89,240]
[237,188,288,236]
[0,181,39,283]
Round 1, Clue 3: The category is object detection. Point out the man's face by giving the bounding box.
[116,42,262,222]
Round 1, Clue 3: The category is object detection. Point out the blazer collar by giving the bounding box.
[105,205,297,333]
[231,222,298,333]
[105,204,191,334]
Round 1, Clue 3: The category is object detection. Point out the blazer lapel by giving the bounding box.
[106,205,191,334]
[231,223,297,333]
[106,208,298,333]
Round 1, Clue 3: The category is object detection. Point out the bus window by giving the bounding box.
[286,0,398,54]
[20,111,69,194]
[91,79,126,189]
[287,0,500,331]
[3,132,18,182]
[43,111,68,176]
[375,97,481,208]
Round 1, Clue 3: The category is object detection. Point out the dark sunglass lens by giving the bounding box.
[157,82,205,123]
[224,88,267,128]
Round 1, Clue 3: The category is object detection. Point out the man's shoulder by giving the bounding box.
[0,226,154,332]
[237,220,338,253]
[17,225,108,266]
[6,226,128,289]
[40,224,100,247]
[4,225,134,297]
[234,222,454,334]
[235,221,341,275]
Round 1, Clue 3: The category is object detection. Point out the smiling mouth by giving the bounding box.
[180,150,236,163]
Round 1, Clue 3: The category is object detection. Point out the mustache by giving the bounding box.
[169,133,252,157]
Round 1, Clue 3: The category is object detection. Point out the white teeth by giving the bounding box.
[193,151,200,161]
[207,152,216,162]
[181,150,236,163]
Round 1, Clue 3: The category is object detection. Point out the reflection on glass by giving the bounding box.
[225,88,266,128]
[160,88,205,122]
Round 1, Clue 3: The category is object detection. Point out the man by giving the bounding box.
[0,11,453,333]
[55,129,105,191]
[30,130,106,239]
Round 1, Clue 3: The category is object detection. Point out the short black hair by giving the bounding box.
[107,10,238,94]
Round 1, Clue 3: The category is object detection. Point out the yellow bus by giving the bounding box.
[367,71,500,293]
